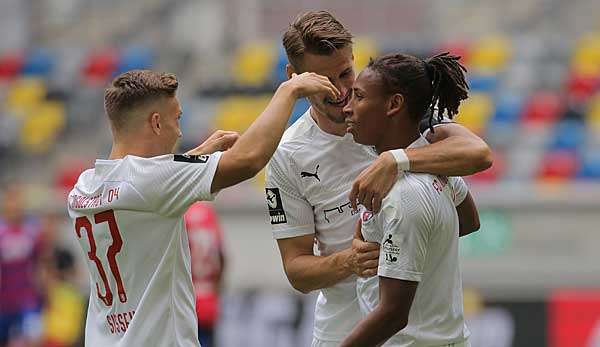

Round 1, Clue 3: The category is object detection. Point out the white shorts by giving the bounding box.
[383,338,472,347]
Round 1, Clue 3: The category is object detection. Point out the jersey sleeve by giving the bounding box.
[419,110,454,138]
[377,190,430,283]
[264,151,315,239]
[138,152,223,217]
[449,176,469,206]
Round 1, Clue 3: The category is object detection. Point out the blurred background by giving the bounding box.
[1,0,600,346]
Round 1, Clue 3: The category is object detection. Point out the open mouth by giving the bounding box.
[325,92,350,107]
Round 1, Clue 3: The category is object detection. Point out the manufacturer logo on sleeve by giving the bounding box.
[265,188,287,224]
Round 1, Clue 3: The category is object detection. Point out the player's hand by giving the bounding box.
[349,152,399,213]
[347,221,380,278]
[283,72,340,100]
[186,130,239,155]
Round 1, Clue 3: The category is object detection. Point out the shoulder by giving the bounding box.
[382,173,437,218]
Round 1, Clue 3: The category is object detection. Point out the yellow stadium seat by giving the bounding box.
[469,36,512,72]
[353,37,379,73]
[455,93,494,134]
[588,94,600,130]
[232,41,277,86]
[6,78,46,115]
[20,101,66,153]
[213,95,271,133]
[571,33,600,75]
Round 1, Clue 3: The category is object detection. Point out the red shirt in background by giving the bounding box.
[185,202,225,328]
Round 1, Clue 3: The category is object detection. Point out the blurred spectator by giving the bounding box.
[40,248,85,347]
[185,203,226,347]
[0,183,44,347]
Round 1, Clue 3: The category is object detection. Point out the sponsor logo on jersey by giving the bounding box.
[382,234,400,263]
[362,211,373,222]
[174,154,209,163]
[265,188,287,224]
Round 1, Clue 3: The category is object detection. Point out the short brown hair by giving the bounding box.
[104,69,178,128]
[283,10,353,68]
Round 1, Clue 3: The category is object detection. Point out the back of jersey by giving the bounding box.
[67,153,221,347]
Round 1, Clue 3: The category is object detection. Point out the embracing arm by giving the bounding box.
[457,192,480,237]
[350,122,492,212]
[340,278,418,347]
[277,222,379,294]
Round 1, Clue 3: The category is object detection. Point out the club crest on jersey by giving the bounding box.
[265,188,287,224]
[362,211,374,222]
[382,234,400,263]
[174,154,209,163]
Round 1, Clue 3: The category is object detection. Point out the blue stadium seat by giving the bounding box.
[578,148,600,179]
[21,48,55,77]
[549,120,586,151]
[116,47,154,75]
[272,46,290,85]
[289,98,310,126]
[468,74,498,93]
[492,93,523,124]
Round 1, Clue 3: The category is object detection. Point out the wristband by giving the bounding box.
[389,149,410,172]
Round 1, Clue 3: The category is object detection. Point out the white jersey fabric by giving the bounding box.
[67,152,222,347]
[357,136,470,347]
[265,109,378,341]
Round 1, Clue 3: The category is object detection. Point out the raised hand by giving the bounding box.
[186,130,240,155]
[285,72,341,100]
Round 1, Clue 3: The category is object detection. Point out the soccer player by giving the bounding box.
[340,52,478,347]
[265,11,491,347]
[67,69,339,347]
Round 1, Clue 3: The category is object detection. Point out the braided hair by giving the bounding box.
[366,52,469,133]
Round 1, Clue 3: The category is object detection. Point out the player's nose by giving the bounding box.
[343,100,352,117]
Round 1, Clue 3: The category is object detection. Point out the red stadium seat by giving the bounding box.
[537,150,580,182]
[521,92,563,126]
[565,72,600,101]
[82,49,119,85]
[467,151,504,183]
[0,52,24,81]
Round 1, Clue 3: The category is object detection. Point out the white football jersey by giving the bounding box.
[265,110,378,341]
[67,152,222,347]
[357,136,470,347]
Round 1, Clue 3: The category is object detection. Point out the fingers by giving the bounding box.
[353,239,380,253]
[363,191,374,212]
[353,220,363,240]
[359,269,378,277]
[349,181,359,211]
[372,193,382,214]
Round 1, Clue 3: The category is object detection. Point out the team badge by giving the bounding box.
[174,154,209,163]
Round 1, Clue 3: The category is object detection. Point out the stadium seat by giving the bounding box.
[0,52,24,80]
[468,73,498,93]
[21,48,55,77]
[289,98,310,126]
[436,41,471,65]
[353,37,379,73]
[213,95,271,133]
[469,35,512,72]
[82,48,119,84]
[587,93,600,130]
[549,120,586,151]
[571,33,600,75]
[537,150,580,182]
[565,72,600,101]
[492,93,523,124]
[232,41,276,87]
[578,148,600,179]
[19,101,66,153]
[5,78,47,114]
[116,46,154,75]
[521,92,562,126]
[455,93,494,134]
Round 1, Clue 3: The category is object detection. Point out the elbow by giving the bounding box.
[474,143,493,172]
[288,276,312,294]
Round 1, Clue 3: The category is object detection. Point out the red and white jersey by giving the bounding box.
[67,153,222,347]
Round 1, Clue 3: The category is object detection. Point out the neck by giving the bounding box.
[109,135,170,160]
[310,108,347,137]
[375,119,420,154]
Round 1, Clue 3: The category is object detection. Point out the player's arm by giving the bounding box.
[210,73,339,193]
[457,192,480,237]
[276,222,379,294]
[185,130,239,155]
[349,122,492,212]
[340,278,418,347]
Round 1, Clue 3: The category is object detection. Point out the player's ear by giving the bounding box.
[150,112,161,135]
[386,93,404,117]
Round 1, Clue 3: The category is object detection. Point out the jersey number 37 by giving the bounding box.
[75,209,127,307]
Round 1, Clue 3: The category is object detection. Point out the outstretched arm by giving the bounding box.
[349,122,492,212]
